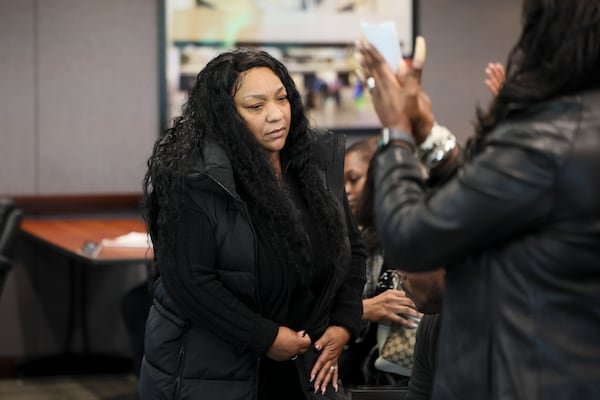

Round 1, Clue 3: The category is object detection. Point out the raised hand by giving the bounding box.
[356,36,434,144]
[485,62,505,96]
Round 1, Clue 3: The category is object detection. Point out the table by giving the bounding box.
[19,217,153,375]
[20,218,152,265]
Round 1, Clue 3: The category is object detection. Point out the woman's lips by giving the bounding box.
[266,128,285,138]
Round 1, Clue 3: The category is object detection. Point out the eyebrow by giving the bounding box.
[241,86,286,100]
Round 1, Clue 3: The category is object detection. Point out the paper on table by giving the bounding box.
[100,231,152,248]
[360,21,402,73]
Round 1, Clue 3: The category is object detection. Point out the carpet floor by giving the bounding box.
[0,374,138,400]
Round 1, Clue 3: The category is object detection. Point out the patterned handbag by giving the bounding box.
[373,270,419,377]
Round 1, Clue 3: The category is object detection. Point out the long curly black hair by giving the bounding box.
[143,48,346,285]
[469,0,600,158]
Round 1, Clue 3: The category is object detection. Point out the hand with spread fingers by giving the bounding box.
[485,62,505,96]
[310,325,350,394]
[356,36,434,145]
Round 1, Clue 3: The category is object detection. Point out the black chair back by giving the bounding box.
[0,198,23,296]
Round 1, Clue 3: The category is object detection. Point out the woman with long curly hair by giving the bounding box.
[138,48,366,400]
[357,0,600,399]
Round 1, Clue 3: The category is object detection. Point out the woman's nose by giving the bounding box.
[345,182,353,195]
[266,103,284,121]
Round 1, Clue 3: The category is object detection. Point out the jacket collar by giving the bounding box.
[188,138,238,197]
[186,129,344,199]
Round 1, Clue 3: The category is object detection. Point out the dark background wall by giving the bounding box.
[0,0,522,358]
[420,0,521,142]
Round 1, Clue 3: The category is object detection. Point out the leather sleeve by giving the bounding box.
[373,131,558,271]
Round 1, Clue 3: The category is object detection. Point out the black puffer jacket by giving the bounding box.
[374,90,600,400]
[139,129,366,400]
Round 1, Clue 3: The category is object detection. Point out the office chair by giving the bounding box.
[0,198,23,297]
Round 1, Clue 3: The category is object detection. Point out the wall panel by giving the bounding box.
[0,0,37,194]
[36,0,159,194]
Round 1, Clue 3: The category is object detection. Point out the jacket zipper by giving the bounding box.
[172,320,190,400]
[239,198,262,400]
[206,173,263,400]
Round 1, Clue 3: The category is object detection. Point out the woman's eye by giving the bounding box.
[345,176,360,184]
[278,96,288,102]
[248,104,262,110]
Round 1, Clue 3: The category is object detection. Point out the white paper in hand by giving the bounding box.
[360,21,402,73]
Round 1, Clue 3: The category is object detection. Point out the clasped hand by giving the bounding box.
[265,326,311,362]
[266,325,349,394]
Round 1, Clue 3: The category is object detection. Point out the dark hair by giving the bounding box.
[345,136,378,163]
[354,155,379,253]
[470,0,600,157]
[143,48,345,284]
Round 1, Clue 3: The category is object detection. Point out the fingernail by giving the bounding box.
[321,387,326,395]
[410,322,418,328]
[310,374,315,382]
[413,36,426,68]
[314,343,322,350]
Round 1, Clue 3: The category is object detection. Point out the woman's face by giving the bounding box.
[234,67,291,156]
[344,150,369,216]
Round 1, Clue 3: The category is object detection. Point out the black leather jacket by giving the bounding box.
[139,129,366,400]
[373,90,600,400]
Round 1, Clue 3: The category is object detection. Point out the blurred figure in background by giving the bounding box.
[343,137,378,216]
